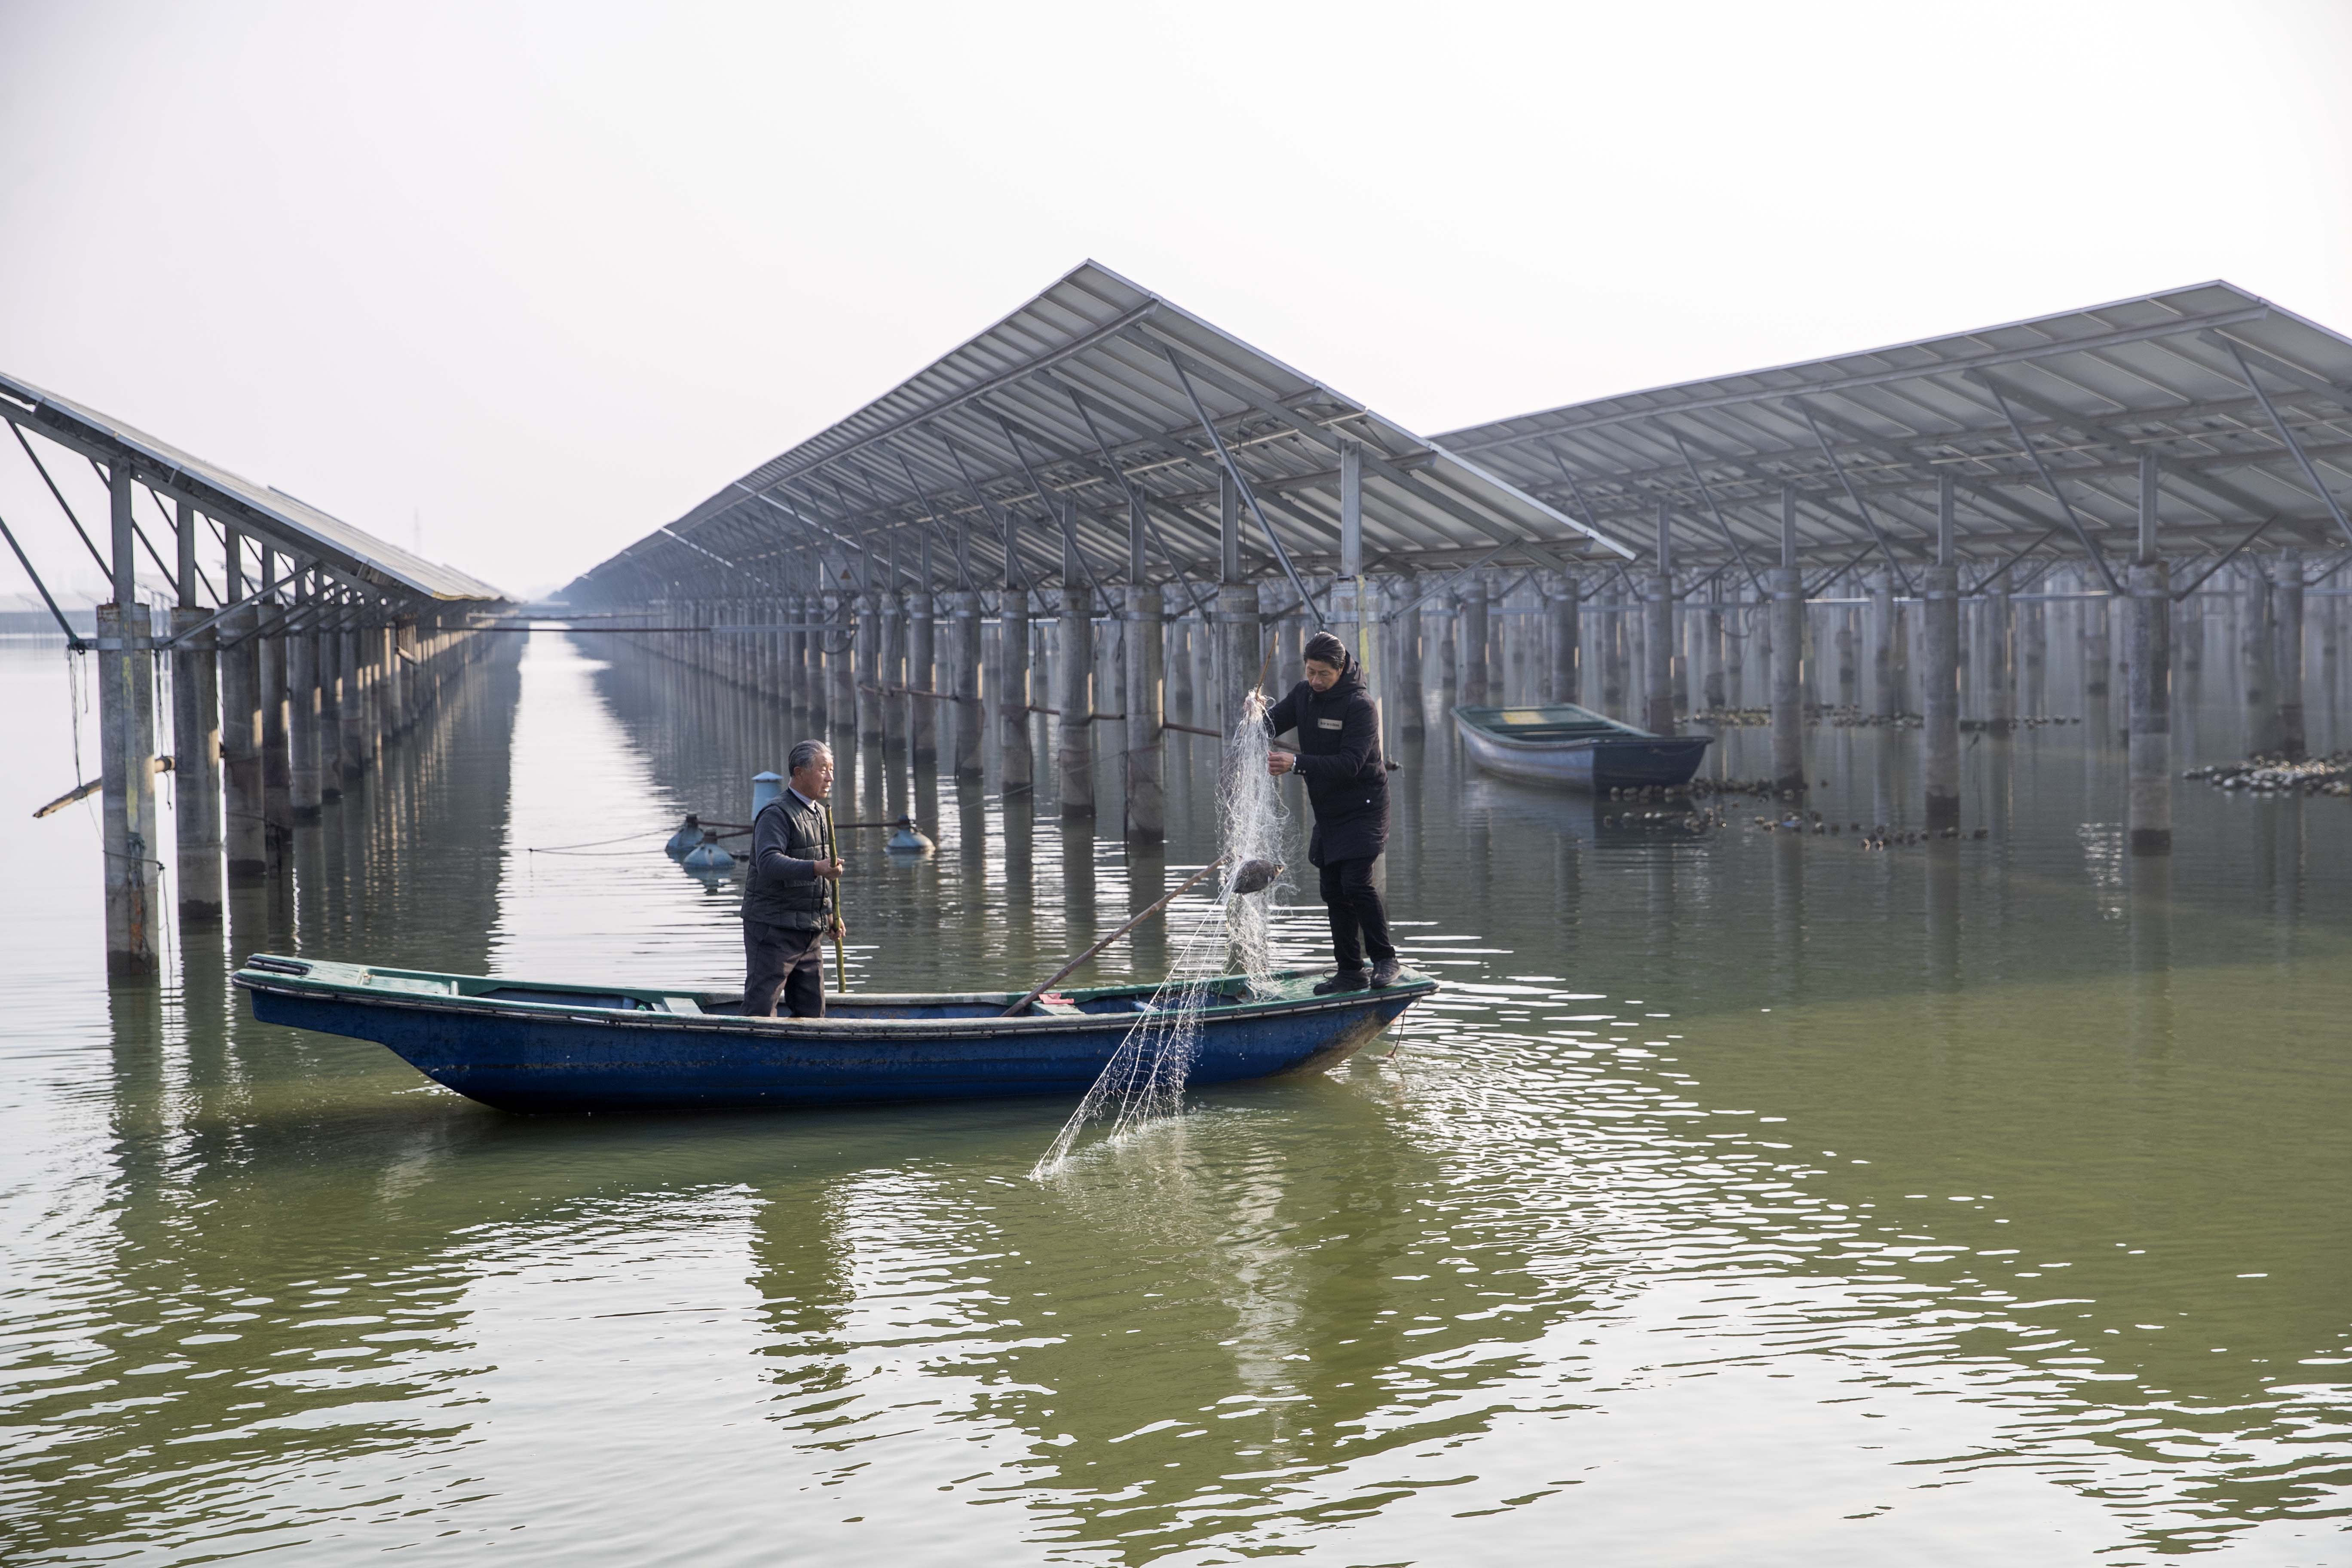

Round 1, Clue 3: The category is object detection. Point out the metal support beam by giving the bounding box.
[2223,338,2352,550]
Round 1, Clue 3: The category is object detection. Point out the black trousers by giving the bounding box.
[1317,855,1395,973]
[743,920,827,1018]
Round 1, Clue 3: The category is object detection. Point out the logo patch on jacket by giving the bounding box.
[1318,718,1343,729]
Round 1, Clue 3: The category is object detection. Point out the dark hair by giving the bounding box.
[1303,631,1351,670]
[788,740,832,774]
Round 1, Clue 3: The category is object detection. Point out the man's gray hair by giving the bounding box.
[787,740,832,774]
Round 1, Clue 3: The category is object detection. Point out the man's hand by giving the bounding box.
[813,857,845,879]
[827,918,848,941]
[1266,750,1297,776]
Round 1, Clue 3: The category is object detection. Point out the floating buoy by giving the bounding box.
[665,813,703,858]
[682,828,734,873]
[885,815,935,855]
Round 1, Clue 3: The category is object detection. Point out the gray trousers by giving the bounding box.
[744,920,826,1017]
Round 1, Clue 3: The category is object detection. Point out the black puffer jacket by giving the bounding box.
[1264,670,1388,866]
[742,792,837,931]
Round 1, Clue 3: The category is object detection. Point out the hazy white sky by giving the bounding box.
[4,0,2349,600]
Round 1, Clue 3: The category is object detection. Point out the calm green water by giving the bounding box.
[2,631,2348,1565]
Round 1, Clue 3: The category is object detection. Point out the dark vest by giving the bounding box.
[741,793,836,930]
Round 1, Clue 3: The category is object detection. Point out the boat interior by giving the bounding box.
[239,956,1284,1020]
[1455,704,1637,741]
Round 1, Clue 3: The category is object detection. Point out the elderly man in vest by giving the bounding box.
[741,740,846,1017]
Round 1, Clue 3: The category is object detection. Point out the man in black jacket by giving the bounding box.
[741,740,846,1017]
[1265,630,1398,993]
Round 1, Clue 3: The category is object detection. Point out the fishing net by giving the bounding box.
[1031,692,1287,1177]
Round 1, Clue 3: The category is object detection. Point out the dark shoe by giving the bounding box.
[1368,958,1401,988]
[1313,970,1370,995]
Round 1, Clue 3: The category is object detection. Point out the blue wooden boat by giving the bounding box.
[232,956,1438,1114]
[1453,703,1711,791]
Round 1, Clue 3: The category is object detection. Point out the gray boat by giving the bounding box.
[1452,704,1711,792]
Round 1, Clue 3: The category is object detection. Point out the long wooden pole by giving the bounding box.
[822,802,846,992]
[1001,855,1228,1018]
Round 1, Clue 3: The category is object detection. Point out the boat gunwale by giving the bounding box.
[232,959,1439,1042]
[1451,708,1711,756]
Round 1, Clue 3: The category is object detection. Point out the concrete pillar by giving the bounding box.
[338,621,368,780]
[1726,586,1750,707]
[854,594,882,743]
[169,605,224,921]
[288,602,323,820]
[1772,489,1805,795]
[1126,584,1164,844]
[1700,581,1725,712]
[882,592,908,756]
[1776,588,1812,790]
[826,593,853,731]
[1985,582,2015,733]
[96,601,161,974]
[999,590,1032,791]
[2243,564,2279,755]
[908,591,936,765]
[2275,548,2306,760]
[220,598,266,885]
[260,590,289,870]
[1058,584,1094,818]
[383,622,407,739]
[1645,576,1675,735]
[315,615,343,802]
[1833,608,1858,710]
[1922,565,1960,831]
[783,592,805,713]
[2023,595,2047,713]
[1396,587,1426,735]
[1867,571,1897,717]
[2084,589,2112,704]
[1548,576,1580,706]
[2128,560,2173,853]
[169,499,224,922]
[1166,610,1194,725]
[1216,582,1261,730]
[1460,577,1490,706]
[950,590,982,780]
[1190,606,1215,726]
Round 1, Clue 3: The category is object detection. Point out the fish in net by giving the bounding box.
[1031,692,1287,1177]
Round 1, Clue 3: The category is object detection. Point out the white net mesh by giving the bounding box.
[1030,692,1287,1178]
